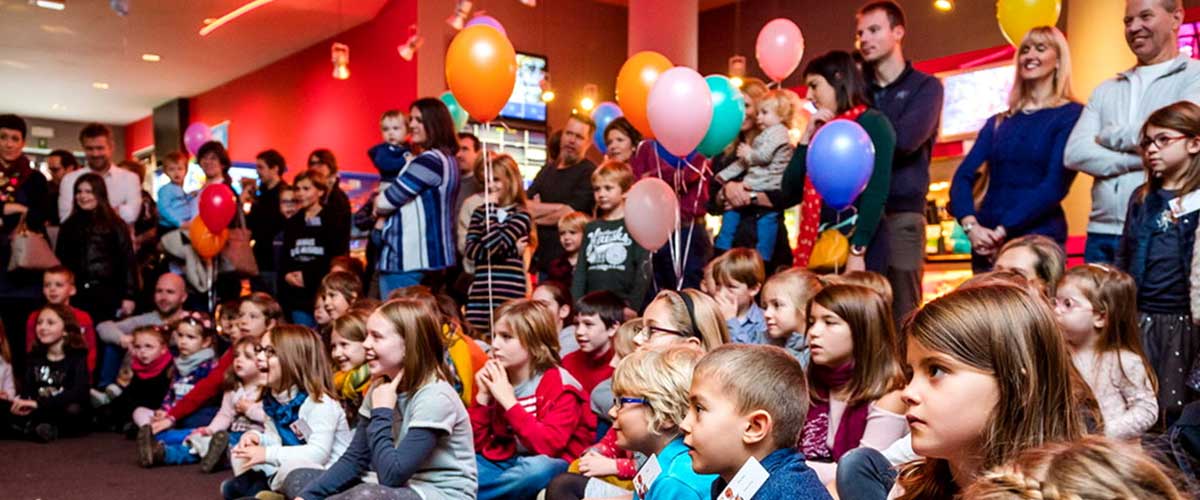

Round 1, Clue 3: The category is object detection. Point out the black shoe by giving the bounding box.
[200,431,230,473]
[32,423,58,443]
[136,425,162,467]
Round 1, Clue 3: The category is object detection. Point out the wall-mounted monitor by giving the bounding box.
[936,62,1015,142]
[498,52,548,123]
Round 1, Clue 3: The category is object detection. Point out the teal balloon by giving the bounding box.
[696,75,746,157]
[440,91,470,130]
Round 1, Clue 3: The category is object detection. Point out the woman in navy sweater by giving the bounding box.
[949,27,1083,272]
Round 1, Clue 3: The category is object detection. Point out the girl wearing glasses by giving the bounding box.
[637,289,729,352]
[1052,265,1157,440]
[1117,100,1200,426]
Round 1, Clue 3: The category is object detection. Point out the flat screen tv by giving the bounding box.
[936,62,1015,142]
[499,53,548,123]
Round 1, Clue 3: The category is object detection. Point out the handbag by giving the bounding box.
[9,213,59,271]
[220,211,259,276]
[807,216,856,272]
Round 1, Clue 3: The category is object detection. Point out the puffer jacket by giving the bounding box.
[56,210,136,303]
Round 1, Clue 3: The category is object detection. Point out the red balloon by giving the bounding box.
[198,183,237,232]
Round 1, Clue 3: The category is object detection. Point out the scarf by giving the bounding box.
[263,388,309,446]
[794,104,870,266]
[334,364,371,402]
[174,347,215,377]
[132,350,173,380]
[799,362,870,462]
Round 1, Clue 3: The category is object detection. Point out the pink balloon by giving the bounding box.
[646,67,713,157]
[625,178,679,251]
[184,122,211,157]
[465,15,507,37]
[756,18,804,82]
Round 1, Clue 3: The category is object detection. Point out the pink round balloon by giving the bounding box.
[646,67,713,158]
[184,122,211,157]
[756,18,804,83]
[465,15,507,37]
[625,178,679,251]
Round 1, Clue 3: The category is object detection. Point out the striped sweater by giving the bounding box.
[377,149,459,273]
[465,203,532,333]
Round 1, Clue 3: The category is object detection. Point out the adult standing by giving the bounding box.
[0,114,51,375]
[58,123,141,225]
[1065,0,1200,264]
[951,27,1082,273]
[528,115,598,277]
[247,149,288,295]
[45,149,78,227]
[307,148,353,250]
[56,173,136,325]
[456,132,484,220]
[376,97,461,297]
[194,141,247,304]
[603,117,642,163]
[856,1,944,322]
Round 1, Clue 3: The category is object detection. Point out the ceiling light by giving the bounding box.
[331,43,350,80]
[447,0,472,31]
[0,60,30,69]
[40,24,74,34]
[540,76,555,102]
[203,18,216,25]
[397,25,423,61]
[580,83,598,112]
[33,0,65,11]
[200,0,275,37]
[50,103,65,110]
[92,82,109,89]
[933,0,953,12]
[141,53,161,62]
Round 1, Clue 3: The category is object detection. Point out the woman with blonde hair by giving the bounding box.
[949,26,1081,273]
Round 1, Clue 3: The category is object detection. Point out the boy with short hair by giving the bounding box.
[370,109,412,217]
[547,211,589,288]
[561,290,624,394]
[26,266,97,375]
[712,248,767,345]
[156,151,196,230]
[571,161,650,310]
[682,344,830,500]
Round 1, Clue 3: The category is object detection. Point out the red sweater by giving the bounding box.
[561,347,614,395]
[588,427,639,479]
[167,349,232,421]
[469,366,593,462]
[26,307,97,377]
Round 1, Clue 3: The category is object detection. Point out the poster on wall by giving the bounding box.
[936,63,1015,142]
[210,121,230,148]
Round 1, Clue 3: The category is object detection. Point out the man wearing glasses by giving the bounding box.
[1065,0,1200,264]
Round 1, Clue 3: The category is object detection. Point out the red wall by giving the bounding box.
[186,0,418,175]
[125,115,153,159]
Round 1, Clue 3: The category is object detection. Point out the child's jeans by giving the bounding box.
[163,430,244,465]
[476,454,569,500]
[715,209,780,261]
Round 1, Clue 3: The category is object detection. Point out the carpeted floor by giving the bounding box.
[2,432,226,499]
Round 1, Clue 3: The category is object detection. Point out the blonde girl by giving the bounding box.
[285,298,477,500]
[801,284,907,483]
[895,284,1086,500]
[636,289,730,351]
[963,435,1184,499]
[329,310,370,425]
[1053,264,1157,439]
[222,326,352,498]
[761,268,824,366]
[1118,100,1200,426]
[472,299,593,500]
[464,154,533,334]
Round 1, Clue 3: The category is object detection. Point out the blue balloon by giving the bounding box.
[806,119,875,210]
[591,102,623,154]
[654,140,696,169]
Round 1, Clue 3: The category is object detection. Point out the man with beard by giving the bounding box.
[57,123,141,225]
[528,114,598,276]
[1066,0,1200,264]
[94,272,189,388]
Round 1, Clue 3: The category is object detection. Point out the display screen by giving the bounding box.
[937,63,1015,142]
[499,53,548,123]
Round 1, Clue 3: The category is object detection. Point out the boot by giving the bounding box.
[201,430,230,473]
[137,425,165,467]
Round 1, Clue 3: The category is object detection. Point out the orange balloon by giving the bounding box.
[445,25,517,123]
[616,51,672,138]
[189,221,229,260]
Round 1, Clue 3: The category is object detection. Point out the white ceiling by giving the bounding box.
[0,0,387,125]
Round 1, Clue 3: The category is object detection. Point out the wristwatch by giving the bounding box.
[850,245,867,256]
[961,220,976,233]
[749,192,759,204]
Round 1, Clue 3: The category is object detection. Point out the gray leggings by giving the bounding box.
[283,468,423,500]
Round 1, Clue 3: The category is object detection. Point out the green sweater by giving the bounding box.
[768,108,897,248]
[571,218,651,309]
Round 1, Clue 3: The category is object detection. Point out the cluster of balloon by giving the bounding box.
[193,184,237,259]
[647,67,712,159]
[440,91,470,131]
[997,0,1061,47]
[616,51,673,139]
[445,21,517,123]
[591,102,623,154]
[183,122,211,157]
[695,75,745,157]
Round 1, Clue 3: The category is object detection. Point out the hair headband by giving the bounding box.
[675,290,701,340]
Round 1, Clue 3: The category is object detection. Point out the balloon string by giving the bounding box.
[483,121,495,334]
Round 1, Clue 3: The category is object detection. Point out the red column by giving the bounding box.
[628,0,698,68]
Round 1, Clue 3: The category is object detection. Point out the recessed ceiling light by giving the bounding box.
[203,18,216,25]
[141,53,161,62]
[0,59,30,69]
[92,82,109,89]
[40,24,74,35]
[34,0,65,11]
[50,103,65,110]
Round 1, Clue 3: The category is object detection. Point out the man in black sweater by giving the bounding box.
[247,149,288,295]
[528,115,598,276]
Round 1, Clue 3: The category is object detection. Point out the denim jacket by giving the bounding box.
[1117,188,1198,290]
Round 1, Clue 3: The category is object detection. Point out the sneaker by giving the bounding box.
[200,431,230,473]
[89,388,111,407]
[254,492,284,500]
[104,383,123,399]
[32,423,58,443]
[136,425,163,468]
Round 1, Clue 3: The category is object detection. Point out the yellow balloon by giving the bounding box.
[997,0,1062,47]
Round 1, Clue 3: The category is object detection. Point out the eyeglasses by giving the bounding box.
[633,324,689,345]
[613,396,646,411]
[1139,134,1191,152]
[253,345,277,358]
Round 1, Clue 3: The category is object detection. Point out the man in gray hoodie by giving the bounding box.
[1065,0,1200,263]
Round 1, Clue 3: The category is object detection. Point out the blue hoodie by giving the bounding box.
[708,448,832,500]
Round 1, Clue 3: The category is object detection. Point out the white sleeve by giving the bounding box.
[116,175,141,225]
[264,398,346,467]
[58,173,76,223]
